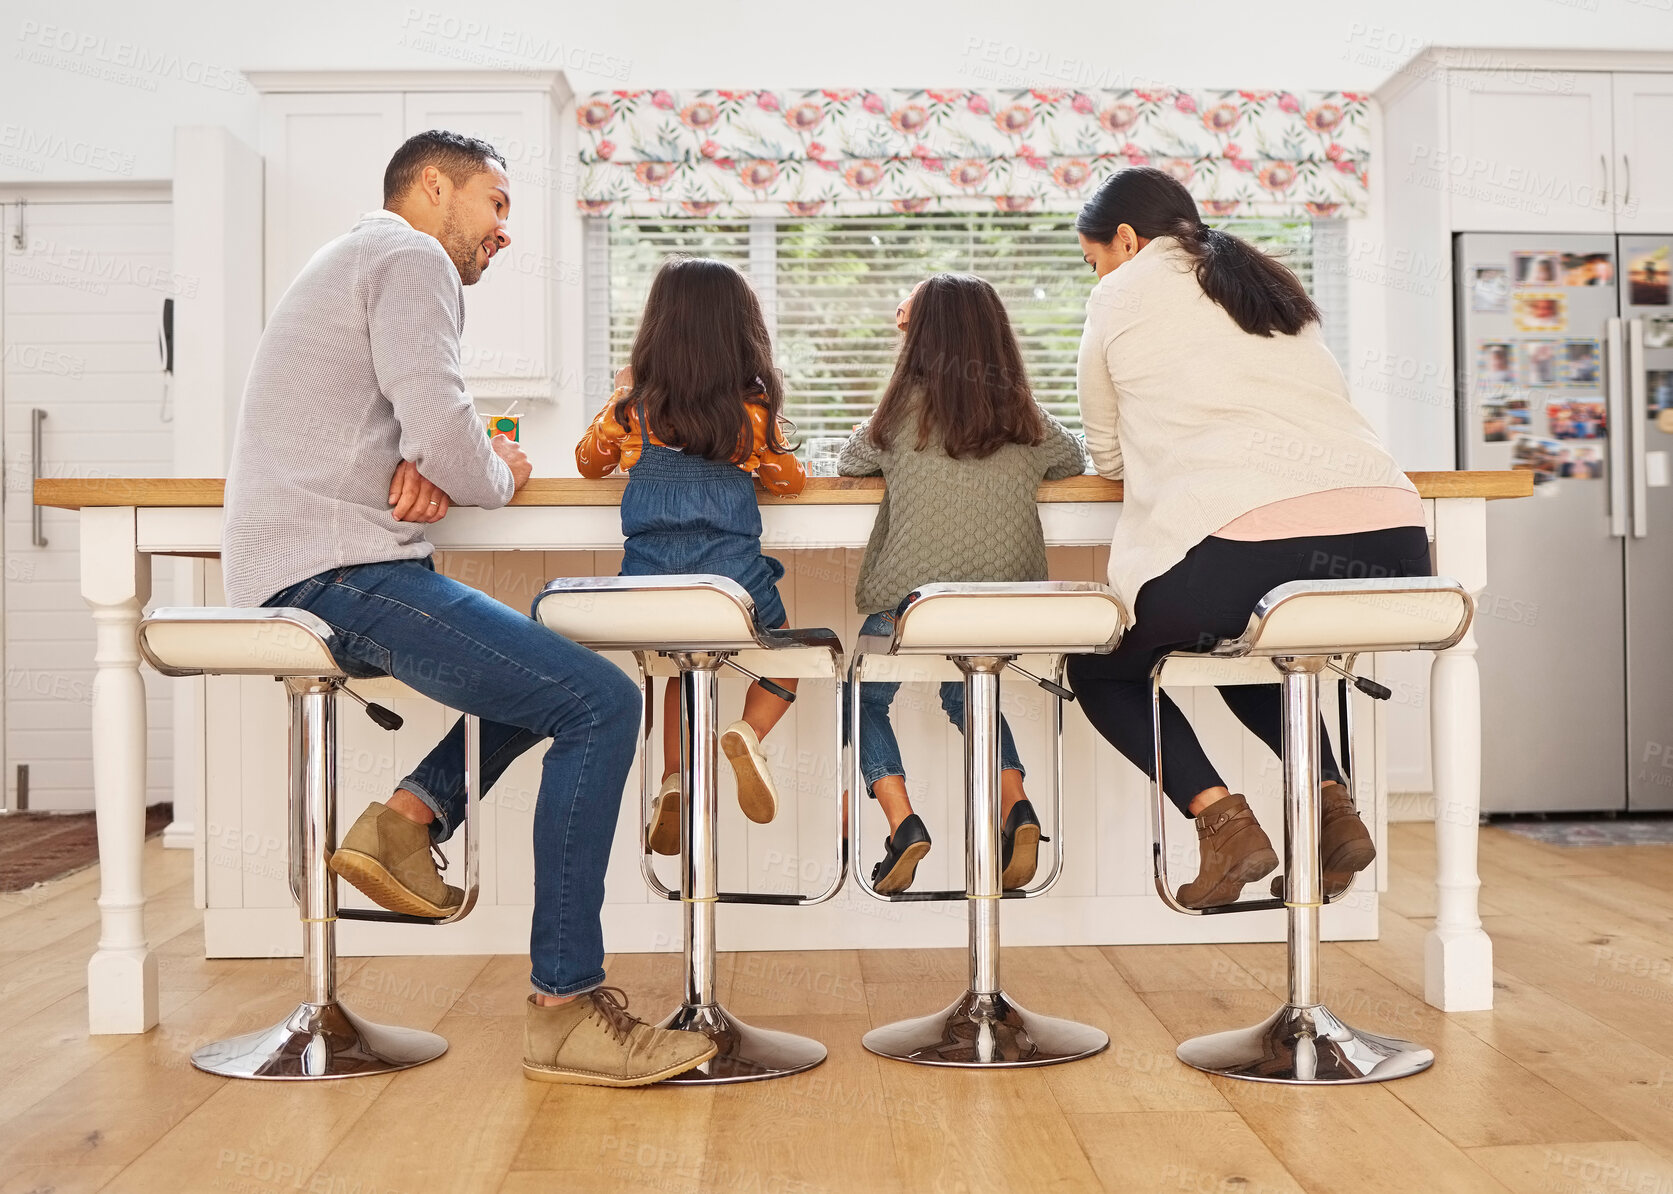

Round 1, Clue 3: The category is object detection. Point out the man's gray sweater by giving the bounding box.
[222,210,514,607]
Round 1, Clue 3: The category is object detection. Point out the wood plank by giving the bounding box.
[34,471,1532,509]
[1068,1111,1304,1194]
[701,1013,906,1194]
[1468,1141,1673,1194]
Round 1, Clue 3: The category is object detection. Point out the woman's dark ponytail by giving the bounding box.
[1076,166,1319,338]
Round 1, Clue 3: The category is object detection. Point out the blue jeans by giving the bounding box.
[264,559,641,997]
[854,610,1025,794]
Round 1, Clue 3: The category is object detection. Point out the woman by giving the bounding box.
[1069,166,1431,909]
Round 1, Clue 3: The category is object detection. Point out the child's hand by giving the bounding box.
[614,364,634,389]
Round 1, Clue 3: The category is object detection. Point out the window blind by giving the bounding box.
[585,214,1340,446]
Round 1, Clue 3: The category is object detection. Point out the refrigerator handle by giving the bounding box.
[1628,317,1649,539]
[1606,317,1629,538]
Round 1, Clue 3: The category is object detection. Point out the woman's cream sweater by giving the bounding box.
[1077,235,1416,613]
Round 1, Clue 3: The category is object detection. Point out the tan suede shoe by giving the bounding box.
[330,801,462,918]
[523,988,717,1086]
[1269,781,1378,900]
[1177,793,1279,910]
[721,720,779,824]
[646,774,681,856]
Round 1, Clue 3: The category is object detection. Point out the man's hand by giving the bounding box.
[491,433,532,493]
[388,459,452,523]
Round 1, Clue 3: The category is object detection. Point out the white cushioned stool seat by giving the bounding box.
[138,607,342,677]
[536,575,841,679]
[875,581,1126,656]
[1212,577,1473,658]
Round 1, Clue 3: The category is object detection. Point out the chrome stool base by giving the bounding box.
[1176,1002,1433,1085]
[189,1000,448,1080]
[657,1002,827,1085]
[862,989,1109,1068]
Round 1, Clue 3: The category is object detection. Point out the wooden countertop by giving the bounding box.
[34,471,1533,510]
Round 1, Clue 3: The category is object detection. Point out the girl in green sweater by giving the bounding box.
[839,272,1088,893]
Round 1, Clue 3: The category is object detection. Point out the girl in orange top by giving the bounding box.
[574,255,804,856]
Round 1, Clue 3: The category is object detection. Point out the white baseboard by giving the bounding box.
[161,818,194,850]
[1388,791,1436,823]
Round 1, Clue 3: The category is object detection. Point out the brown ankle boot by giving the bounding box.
[1177,793,1279,909]
[1270,781,1376,900]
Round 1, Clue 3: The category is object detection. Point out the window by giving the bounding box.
[585,214,1346,445]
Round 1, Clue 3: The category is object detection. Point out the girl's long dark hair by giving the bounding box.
[1076,166,1319,337]
[617,256,790,461]
[868,272,1043,459]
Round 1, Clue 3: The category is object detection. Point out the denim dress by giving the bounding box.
[618,399,788,630]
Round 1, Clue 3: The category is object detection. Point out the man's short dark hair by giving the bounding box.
[383,130,506,205]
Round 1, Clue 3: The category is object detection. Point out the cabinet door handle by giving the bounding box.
[1600,154,1609,208]
[1623,153,1632,208]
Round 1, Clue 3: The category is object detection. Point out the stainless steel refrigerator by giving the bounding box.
[1455,232,1673,813]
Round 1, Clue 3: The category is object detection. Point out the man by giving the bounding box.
[222,129,715,1086]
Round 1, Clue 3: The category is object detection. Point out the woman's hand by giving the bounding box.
[614,364,634,389]
[388,460,452,523]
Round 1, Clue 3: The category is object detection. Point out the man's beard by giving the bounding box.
[440,205,485,285]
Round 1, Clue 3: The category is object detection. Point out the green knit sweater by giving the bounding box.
[838,402,1089,615]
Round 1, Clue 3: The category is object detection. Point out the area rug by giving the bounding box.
[1501,818,1673,847]
[0,803,173,891]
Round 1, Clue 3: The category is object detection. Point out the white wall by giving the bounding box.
[7,1,1673,186]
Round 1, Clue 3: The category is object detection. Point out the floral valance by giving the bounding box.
[574,88,1370,221]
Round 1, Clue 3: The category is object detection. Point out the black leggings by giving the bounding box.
[1067,527,1432,816]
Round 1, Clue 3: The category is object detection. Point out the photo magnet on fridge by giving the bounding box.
[1561,252,1613,287]
[1562,339,1600,386]
[1513,292,1567,333]
[1513,251,1562,286]
[1629,246,1671,306]
[1519,340,1559,387]
[1472,266,1508,312]
[1478,340,1516,386]
[1648,371,1673,420]
[1546,399,1606,440]
[1565,445,1604,480]
[1646,316,1673,349]
[1482,402,1510,443]
[1511,434,1563,485]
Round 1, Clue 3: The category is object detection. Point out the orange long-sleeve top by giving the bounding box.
[574,386,806,496]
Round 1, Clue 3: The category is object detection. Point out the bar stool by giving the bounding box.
[1147,576,1473,1084]
[533,575,846,1084]
[138,607,480,1079]
[849,581,1126,1067]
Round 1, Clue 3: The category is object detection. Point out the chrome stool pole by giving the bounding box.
[1146,577,1473,1085]
[534,575,849,1086]
[138,607,479,1080]
[853,583,1127,1068]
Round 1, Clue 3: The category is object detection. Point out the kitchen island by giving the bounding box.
[39,471,1530,1036]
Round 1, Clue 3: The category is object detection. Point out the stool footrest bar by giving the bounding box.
[337,908,449,926]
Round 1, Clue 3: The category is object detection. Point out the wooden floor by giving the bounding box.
[3,824,1673,1194]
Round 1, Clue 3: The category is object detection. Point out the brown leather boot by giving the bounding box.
[1177,793,1279,909]
[1270,781,1376,900]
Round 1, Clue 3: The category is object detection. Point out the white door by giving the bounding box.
[1445,70,1615,233]
[1612,73,1673,233]
[1,200,177,810]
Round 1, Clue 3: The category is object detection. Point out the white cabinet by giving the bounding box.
[1612,73,1673,231]
[260,92,405,318]
[1444,70,1614,233]
[256,76,570,402]
[401,92,556,400]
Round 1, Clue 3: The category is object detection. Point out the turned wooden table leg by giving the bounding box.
[1426,497,1494,1012]
[81,506,157,1034]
